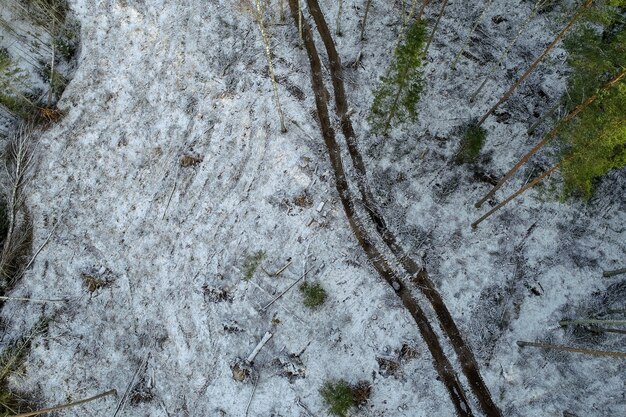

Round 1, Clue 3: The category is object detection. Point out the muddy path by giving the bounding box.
[288,1,502,416]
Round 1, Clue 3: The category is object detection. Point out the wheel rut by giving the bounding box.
[287,1,502,416]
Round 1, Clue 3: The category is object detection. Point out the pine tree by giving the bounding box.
[476,0,626,207]
[473,1,626,211]
[474,69,626,208]
[562,4,626,108]
[368,20,427,135]
[554,1,626,198]
[560,82,626,198]
[472,112,626,229]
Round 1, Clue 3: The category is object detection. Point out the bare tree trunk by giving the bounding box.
[13,390,117,417]
[560,319,626,326]
[407,0,418,23]
[47,21,56,106]
[336,0,343,35]
[517,341,626,358]
[527,100,562,135]
[423,0,449,55]
[603,268,626,278]
[360,0,373,40]
[253,0,287,133]
[471,163,561,228]
[417,0,429,20]
[474,69,626,208]
[476,0,593,127]
[470,0,546,103]
[298,0,303,41]
[451,0,494,70]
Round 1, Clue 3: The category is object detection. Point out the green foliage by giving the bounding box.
[0,0,79,120]
[563,23,625,108]
[0,49,36,119]
[577,0,626,26]
[299,281,327,308]
[369,19,427,135]
[54,19,80,61]
[0,389,23,416]
[19,0,69,27]
[37,61,68,99]
[17,0,79,62]
[0,320,51,416]
[560,83,626,199]
[457,122,487,163]
[242,250,265,280]
[0,50,14,74]
[558,3,626,198]
[320,380,355,417]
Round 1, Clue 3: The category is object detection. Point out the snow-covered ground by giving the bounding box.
[2,0,625,416]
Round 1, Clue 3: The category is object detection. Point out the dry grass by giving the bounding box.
[0,124,35,291]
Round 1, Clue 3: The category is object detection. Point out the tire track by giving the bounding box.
[291,2,502,416]
[286,2,473,415]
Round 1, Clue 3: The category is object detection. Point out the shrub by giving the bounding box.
[299,281,327,308]
[0,125,34,286]
[457,122,486,163]
[242,250,265,280]
[320,380,355,417]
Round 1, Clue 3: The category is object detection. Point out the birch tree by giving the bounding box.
[249,0,288,133]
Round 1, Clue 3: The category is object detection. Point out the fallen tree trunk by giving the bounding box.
[287,2,474,415]
[301,2,501,416]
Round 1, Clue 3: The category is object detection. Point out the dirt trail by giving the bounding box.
[290,1,502,416]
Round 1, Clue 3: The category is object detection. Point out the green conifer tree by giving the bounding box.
[562,3,626,108]
[472,2,626,224]
[560,82,626,198]
[558,1,626,198]
[368,20,427,135]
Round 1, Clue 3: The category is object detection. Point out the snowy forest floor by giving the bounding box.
[1,0,625,416]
